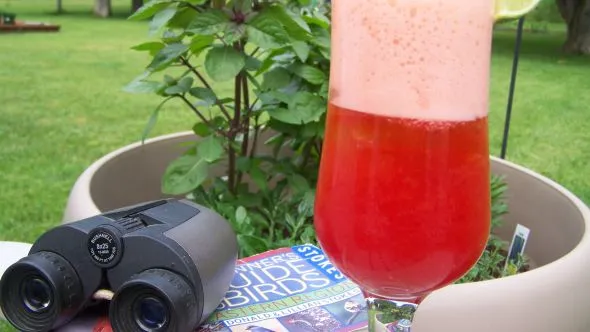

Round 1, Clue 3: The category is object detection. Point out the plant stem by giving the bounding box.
[228,41,244,195]
[178,95,228,138]
[249,47,260,57]
[300,140,313,171]
[254,207,273,229]
[215,33,229,47]
[249,119,260,159]
[268,212,276,241]
[240,73,251,155]
[237,72,251,185]
[314,140,322,156]
[179,56,231,121]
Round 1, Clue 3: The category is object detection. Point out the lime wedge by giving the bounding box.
[494,0,543,22]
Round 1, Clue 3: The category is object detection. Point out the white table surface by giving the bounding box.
[0,241,33,321]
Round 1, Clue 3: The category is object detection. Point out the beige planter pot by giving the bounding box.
[62,132,590,331]
[413,159,590,332]
[62,131,199,223]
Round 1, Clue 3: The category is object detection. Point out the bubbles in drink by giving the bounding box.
[330,0,495,122]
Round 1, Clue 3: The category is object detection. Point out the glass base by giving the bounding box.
[366,298,418,332]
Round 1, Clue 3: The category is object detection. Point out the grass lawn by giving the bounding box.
[0,1,589,330]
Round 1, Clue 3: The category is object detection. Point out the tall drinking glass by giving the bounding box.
[314,0,494,330]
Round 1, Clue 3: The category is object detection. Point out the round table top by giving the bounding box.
[0,241,32,275]
[0,241,32,320]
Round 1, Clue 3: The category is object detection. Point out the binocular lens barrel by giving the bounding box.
[110,268,199,332]
[0,251,83,332]
[21,276,53,313]
[134,295,168,330]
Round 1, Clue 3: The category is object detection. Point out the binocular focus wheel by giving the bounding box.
[0,251,84,332]
[110,268,200,332]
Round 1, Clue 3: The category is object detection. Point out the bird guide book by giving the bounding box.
[55,244,390,332]
[195,244,368,332]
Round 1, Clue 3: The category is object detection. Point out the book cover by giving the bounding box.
[54,244,371,332]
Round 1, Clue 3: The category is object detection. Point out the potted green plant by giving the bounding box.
[116,0,332,257]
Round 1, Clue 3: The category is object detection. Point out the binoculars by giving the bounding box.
[0,199,238,332]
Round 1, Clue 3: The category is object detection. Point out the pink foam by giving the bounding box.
[329,0,495,121]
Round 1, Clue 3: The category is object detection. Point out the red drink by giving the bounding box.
[314,103,491,301]
[316,0,495,315]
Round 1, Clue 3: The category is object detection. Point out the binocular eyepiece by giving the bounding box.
[0,199,238,332]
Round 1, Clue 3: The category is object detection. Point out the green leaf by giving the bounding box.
[167,6,199,29]
[304,12,331,29]
[236,156,252,171]
[234,193,262,208]
[261,67,291,91]
[268,92,324,124]
[189,35,215,55]
[300,226,316,244]
[164,75,176,84]
[204,46,246,82]
[245,26,278,49]
[285,213,297,229]
[288,174,310,194]
[178,76,194,90]
[245,56,261,71]
[131,41,165,56]
[288,64,326,85]
[223,22,247,44]
[128,0,169,20]
[161,29,185,43]
[197,135,224,162]
[235,206,248,225]
[162,155,208,195]
[164,85,185,95]
[142,96,174,143]
[288,92,325,121]
[256,110,270,125]
[319,81,329,99]
[245,9,289,48]
[291,41,310,62]
[147,43,188,72]
[301,119,324,138]
[259,90,291,104]
[266,5,311,40]
[249,166,268,192]
[299,190,315,216]
[245,71,262,91]
[149,5,177,35]
[192,122,211,137]
[238,234,269,257]
[235,0,252,13]
[123,79,163,94]
[189,87,217,106]
[255,47,288,76]
[165,76,193,95]
[310,25,331,50]
[187,9,230,35]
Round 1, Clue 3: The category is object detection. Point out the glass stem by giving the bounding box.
[366,297,418,332]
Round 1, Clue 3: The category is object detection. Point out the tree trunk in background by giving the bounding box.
[56,0,63,13]
[131,0,143,13]
[557,0,590,54]
[94,0,112,17]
